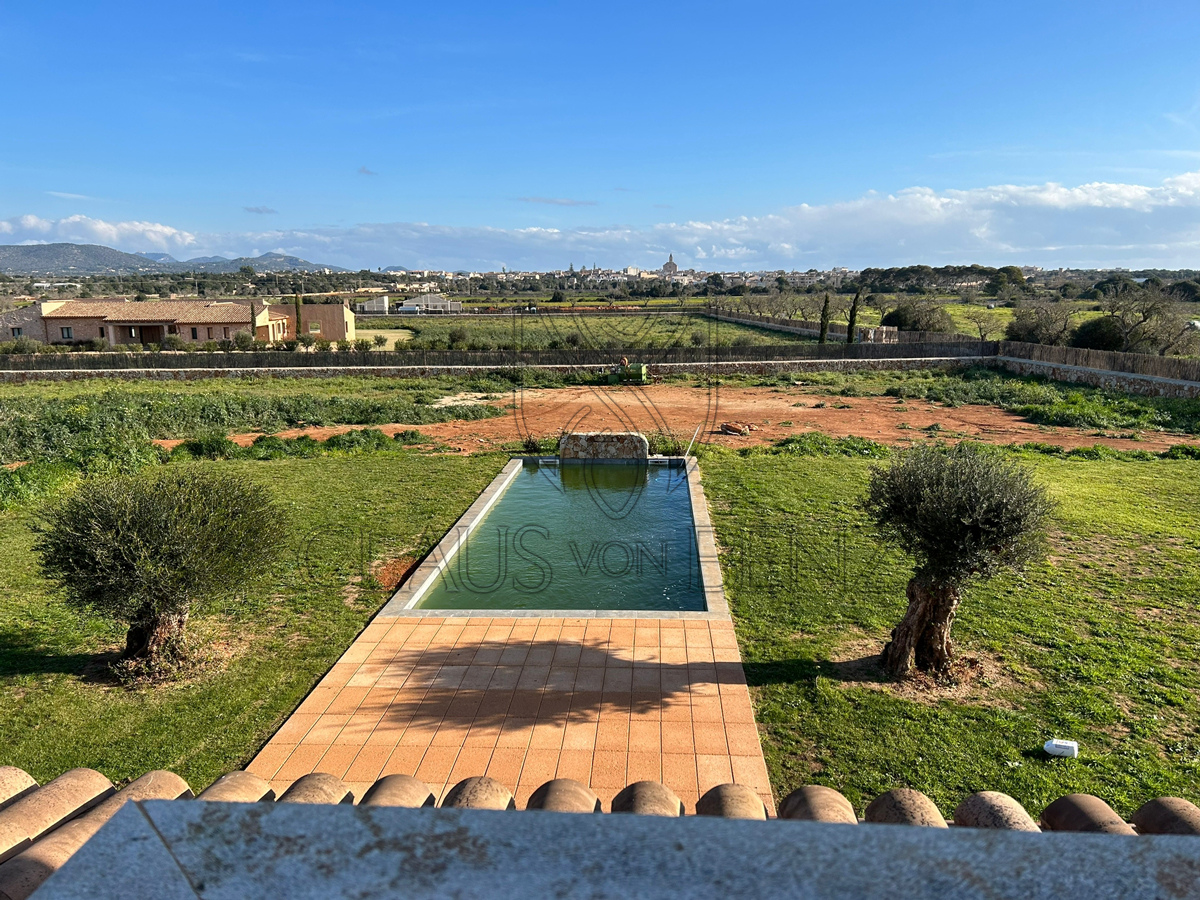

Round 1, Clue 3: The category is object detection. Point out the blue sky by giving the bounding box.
[4,1,1200,271]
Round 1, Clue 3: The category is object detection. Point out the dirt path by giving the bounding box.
[155,384,1193,453]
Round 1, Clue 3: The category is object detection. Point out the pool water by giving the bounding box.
[416,461,705,611]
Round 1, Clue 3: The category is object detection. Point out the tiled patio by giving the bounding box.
[248,616,773,813]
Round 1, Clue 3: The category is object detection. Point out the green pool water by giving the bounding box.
[416,461,705,611]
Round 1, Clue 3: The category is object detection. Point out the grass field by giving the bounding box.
[699,446,1200,815]
[0,451,506,789]
[358,313,808,349]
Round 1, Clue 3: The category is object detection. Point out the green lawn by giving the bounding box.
[699,446,1200,816]
[0,451,506,790]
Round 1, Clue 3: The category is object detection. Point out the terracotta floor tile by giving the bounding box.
[471,647,505,665]
[573,667,605,691]
[496,717,536,749]
[626,751,662,785]
[725,722,764,756]
[692,723,729,756]
[414,746,459,785]
[485,747,527,789]
[517,748,559,794]
[536,691,572,721]
[529,720,566,751]
[475,690,515,718]
[487,667,522,691]
[662,758,700,801]
[334,716,383,744]
[382,746,429,778]
[525,646,555,666]
[463,724,502,749]
[628,719,661,754]
[498,645,529,666]
[445,695,483,720]
[449,747,495,784]
[459,666,498,690]
[719,692,756,724]
[344,746,391,784]
[302,714,350,745]
[588,750,628,793]
[517,665,552,691]
[631,666,661,692]
[691,697,725,723]
[272,714,318,744]
[660,629,685,648]
[316,744,360,779]
[661,753,699,800]
[562,719,598,751]
[553,750,595,788]
[326,680,369,707]
[568,691,603,716]
[431,722,472,747]
[695,754,734,793]
[274,745,327,783]
[601,668,633,692]
[660,698,692,722]
[595,715,630,751]
[661,721,694,754]
[246,744,294,780]
[551,644,582,666]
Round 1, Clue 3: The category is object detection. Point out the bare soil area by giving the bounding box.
[156,384,1193,453]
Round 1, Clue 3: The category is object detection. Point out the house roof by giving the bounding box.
[43,300,255,325]
[1,763,1198,899]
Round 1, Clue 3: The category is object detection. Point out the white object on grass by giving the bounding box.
[1044,739,1079,758]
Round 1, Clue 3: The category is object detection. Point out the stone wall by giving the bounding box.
[558,431,650,460]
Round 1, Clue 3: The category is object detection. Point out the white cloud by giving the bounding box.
[5,170,1200,270]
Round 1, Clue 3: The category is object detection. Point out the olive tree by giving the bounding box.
[33,467,286,674]
[862,445,1051,678]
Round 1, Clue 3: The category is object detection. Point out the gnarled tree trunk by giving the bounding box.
[881,578,960,678]
[124,609,189,668]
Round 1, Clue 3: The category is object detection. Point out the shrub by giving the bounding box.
[354,338,372,354]
[393,429,427,445]
[881,302,954,333]
[449,327,469,345]
[233,330,255,351]
[1162,444,1200,460]
[88,337,112,352]
[863,444,1051,678]
[314,338,332,353]
[217,339,236,352]
[372,334,388,348]
[324,428,393,453]
[177,430,239,460]
[201,340,220,353]
[33,467,287,674]
[773,433,890,458]
[298,333,316,348]
[1070,316,1124,351]
[162,334,186,351]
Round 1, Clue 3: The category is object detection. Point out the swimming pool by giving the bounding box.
[387,459,713,613]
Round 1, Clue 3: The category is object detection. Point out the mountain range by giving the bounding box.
[0,243,347,276]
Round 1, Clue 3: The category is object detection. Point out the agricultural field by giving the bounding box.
[357,313,807,349]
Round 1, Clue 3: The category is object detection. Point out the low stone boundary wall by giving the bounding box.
[1,355,1195,398]
[994,357,1200,399]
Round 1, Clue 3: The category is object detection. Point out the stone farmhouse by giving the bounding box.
[0,298,356,346]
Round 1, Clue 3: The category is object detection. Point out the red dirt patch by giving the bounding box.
[153,384,1194,454]
[374,555,419,592]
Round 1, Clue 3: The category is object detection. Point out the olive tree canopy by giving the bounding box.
[33,466,287,674]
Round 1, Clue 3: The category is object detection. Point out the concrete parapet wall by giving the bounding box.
[559,431,650,460]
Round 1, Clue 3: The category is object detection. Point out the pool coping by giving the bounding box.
[378,456,729,620]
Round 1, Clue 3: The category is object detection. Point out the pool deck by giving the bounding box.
[247,616,772,812]
[248,457,774,812]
